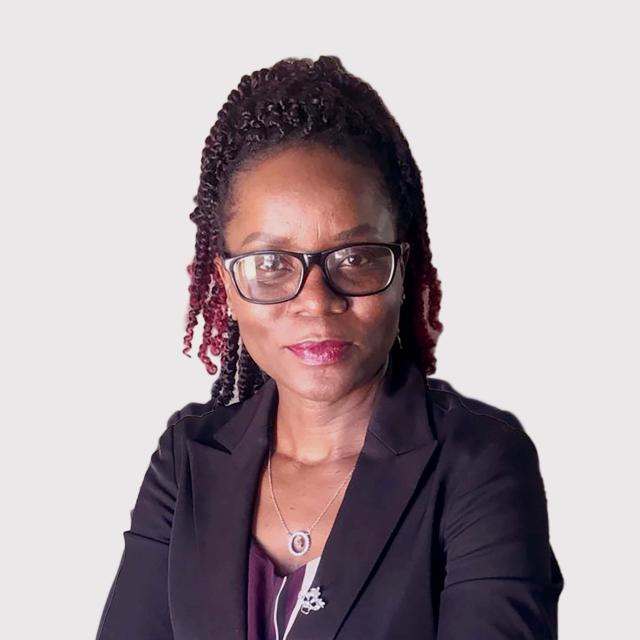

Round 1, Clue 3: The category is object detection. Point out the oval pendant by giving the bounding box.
[288,529,311,556]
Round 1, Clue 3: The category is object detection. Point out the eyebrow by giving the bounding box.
[240,223,382,247]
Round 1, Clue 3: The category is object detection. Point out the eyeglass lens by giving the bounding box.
[233,245,395,302]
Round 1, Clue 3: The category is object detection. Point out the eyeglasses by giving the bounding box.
[222,241,410,304]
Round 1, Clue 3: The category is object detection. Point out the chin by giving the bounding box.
[283,375,353,403]
[279,355,361,402]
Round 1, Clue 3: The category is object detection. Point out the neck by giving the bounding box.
[272,356,389,466]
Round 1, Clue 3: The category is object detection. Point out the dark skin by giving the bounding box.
[214,144,409,575]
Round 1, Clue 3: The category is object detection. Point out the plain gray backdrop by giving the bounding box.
[1,1,637,637]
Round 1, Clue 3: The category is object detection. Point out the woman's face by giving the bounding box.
[214,144,408,403]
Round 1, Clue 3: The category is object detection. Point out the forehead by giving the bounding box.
[224,145,396,251]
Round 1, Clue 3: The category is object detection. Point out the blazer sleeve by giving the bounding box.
[95,418,178,640]
[437,424,564,640]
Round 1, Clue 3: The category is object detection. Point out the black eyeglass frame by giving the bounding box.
[222,241,410,305]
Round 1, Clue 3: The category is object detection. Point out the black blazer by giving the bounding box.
[96,346,564,639]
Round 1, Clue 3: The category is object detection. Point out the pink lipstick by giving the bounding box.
[286,340,352,365]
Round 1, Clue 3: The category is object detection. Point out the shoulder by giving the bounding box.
[164,395,251,447]
[426,379,555,586]
[166,397,242,433]
[155,394,256,484]
[426,376,542,481]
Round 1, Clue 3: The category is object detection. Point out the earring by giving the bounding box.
[396,332,403,350]
[401,292,406,303]
[227,305,236,321]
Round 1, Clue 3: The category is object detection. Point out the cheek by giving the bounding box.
[233,302,284,366]
[350,291,401,340]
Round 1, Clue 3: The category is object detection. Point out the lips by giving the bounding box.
[286,340,352,365]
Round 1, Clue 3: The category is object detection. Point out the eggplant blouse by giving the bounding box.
[248,535,323,640]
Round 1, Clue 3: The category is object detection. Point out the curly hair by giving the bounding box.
[181,55,444,407]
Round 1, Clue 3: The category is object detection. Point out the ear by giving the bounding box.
[213,255,232,299]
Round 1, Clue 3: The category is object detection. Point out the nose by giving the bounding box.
[290,263,347,315]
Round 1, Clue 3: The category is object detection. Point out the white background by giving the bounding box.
[2,1,638,637]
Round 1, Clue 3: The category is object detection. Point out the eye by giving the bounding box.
[336,248,373,268]
[343,254,365,266]
[256,253,290,272]
[252,253,299,281]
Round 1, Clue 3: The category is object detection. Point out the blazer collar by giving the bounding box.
[184,344,438,639]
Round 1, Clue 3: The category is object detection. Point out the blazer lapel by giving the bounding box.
[288,347,439,639]
[184,380,277,639]
[183,344,438,640]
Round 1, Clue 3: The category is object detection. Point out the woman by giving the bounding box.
[96,56,564,639]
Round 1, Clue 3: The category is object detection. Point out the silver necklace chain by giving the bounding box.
[267,446,357,556]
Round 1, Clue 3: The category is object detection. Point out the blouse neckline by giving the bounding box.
[250,534,321,578]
